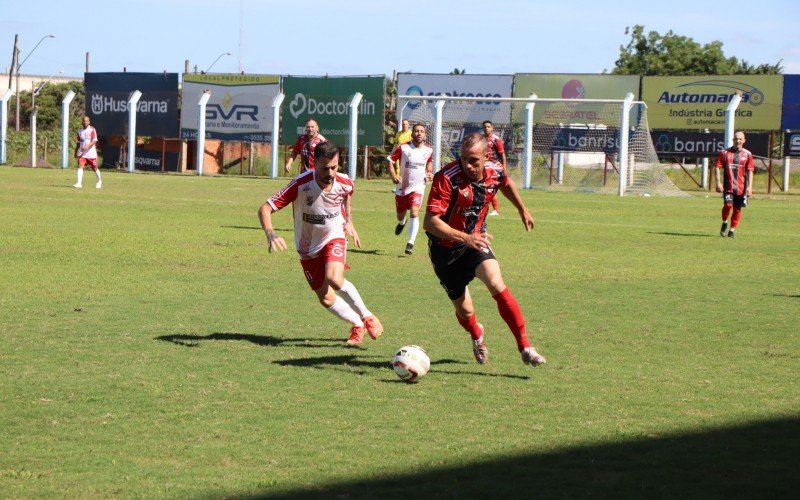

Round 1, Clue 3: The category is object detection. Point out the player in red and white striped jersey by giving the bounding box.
[714,131,755,238]
[284,118,327,176]
[424,132,546,368]
[260,141,383,345]
[386,123,433,255]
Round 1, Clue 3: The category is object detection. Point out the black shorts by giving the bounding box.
[428,241,496,300]
[723,192,748,208]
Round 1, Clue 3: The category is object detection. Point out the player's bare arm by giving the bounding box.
[499,179,534,231]
[423,211,493,252]
[257,203,287,252]
[343,194,362,249]
[387,158,400,184]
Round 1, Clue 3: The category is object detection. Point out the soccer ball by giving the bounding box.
[392,345,431,383]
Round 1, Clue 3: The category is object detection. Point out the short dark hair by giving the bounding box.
[412,123,426,133]
[314,140,338,163]
[482,120,493,127]
[306,117,318,126]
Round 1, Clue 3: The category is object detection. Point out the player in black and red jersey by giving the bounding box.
[423,132,546,368]
[714,131,755,238]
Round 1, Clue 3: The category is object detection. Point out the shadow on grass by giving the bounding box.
[647,231,714,238]
[154,332,342,348]
[769,292,800,298]
[240,416,799,499]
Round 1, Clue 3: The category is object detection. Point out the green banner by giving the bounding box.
[642,75,783,130]
[281,76,385,146]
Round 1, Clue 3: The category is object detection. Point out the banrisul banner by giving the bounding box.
[650,130,770,158]
[642,75,782,130]
[512,74,639,123]
[85,72,179,137]
[281,76,384,146]
[396,73,513,125]
[180,73,279,142]
[781,75,800,130]
[784,131,800,157]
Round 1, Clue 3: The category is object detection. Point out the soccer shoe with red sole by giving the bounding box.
[363,315,383,340]
[521,347,546,367]
[472,325,488,364]
[346,325,367,346]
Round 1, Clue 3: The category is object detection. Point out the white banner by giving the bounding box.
[180,74,280,142]
[397,73,514,125]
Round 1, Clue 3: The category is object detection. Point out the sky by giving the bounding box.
[2,0,799,79]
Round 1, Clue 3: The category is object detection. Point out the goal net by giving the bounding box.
[397,96,688,196]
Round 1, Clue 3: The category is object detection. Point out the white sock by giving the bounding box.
[336,279,372,319]
[95,169,102,181]
[327,296,363,326]
[76,168,84,185]
[407,216,420,244]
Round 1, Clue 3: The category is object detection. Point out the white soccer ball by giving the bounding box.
[392,345,431,383]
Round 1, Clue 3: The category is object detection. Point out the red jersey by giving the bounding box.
[426,160,508,249]
[715,147,754,195]
[485,133,505,164]
[291,133,328,171]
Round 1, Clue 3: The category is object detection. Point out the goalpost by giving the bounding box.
[397,94,688,197]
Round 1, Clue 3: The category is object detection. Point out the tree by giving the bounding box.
[449,68,466,75]
[611,25,782,76]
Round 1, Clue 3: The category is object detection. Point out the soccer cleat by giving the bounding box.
[521,347,546,367]
[363,315,383,340]
[404,243,414,255]
[727,229,735,238]
[346,325,367,346]
[72,183,82,189]
[95,181,102,189]
[394,222,405,235]
[472,327,488,364]
[720,222,728,237]
[488,210,499,216]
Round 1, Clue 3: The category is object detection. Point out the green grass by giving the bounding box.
[1,167,798,498]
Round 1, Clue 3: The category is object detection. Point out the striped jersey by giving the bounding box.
[716,147,754,195]
[77,125,98,159]
[486,133,505,163]
[291,133,328,171]
[387,142,433,195]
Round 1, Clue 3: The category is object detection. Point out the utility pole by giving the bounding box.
[8,35,18,90]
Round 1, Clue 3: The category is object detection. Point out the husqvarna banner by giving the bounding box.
[85,72,179,137]
[396,73,513,125]
[642,75,782,130]
[281,76,384,146]
[180,73,280,142]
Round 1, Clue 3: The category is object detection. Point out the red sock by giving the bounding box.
[731,207,742,229]
[456,312,483,340]
[491,197,499,210]
[493,288,530,351]
[722,205,732,222]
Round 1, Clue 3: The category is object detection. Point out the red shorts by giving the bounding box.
[78,157,98,168]
[300,238,348,290]
[395,192,423,213]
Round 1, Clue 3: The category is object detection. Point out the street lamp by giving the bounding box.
[15,34,55,131]
[205,52,231,73]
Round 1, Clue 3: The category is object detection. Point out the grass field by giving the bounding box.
[1,167,798,498]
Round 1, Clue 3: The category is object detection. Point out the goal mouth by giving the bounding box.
[398,96,690,197]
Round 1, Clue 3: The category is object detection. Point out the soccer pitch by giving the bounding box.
[1,168,797,498]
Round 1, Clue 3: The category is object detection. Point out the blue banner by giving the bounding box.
[781,75,800,130]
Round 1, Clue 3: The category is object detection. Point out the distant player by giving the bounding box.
[260,141,384,346]
[483,120,506,216]
[284,117,327,176]
[424,132,546,367]
[386,123,433,255]
[715,130,754,238]
[73,115,102,189]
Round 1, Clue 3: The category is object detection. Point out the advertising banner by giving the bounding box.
[650,130,770,157]
[102,147,180,172]
[784,131,800,157]
[180,73,280,143]
[85,72,179,137]
[780,75,800,130]
[642,75,782,130]
[396,73,513,125]
[281,76,385,146]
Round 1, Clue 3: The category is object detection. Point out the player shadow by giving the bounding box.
[769,292,800,298]
[349,249,381,255]
[647,231,714,238]
[154,332,342,348]
[243,416,798,499]
[221,225,293,232]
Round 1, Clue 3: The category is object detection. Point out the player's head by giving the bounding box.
[402,119,410,131]
[459,132,488,181]
[305,118,319,137]
[732,131,746,150]
[313,141,339,186]
[411,123,426,145]
[482,120,494,136]
[82,115,91,127]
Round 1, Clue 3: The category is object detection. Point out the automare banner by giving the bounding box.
[642,75,782,131]
[281,76,384,146]
[180,73,280,143]
[512,74,640,124]
[396,73,513,126]
[85,72,179,137]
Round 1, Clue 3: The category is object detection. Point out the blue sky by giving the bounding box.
[3,0,799,79]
